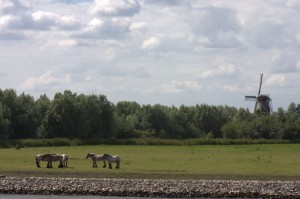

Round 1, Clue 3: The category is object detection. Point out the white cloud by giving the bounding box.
[0,30,26,40]
[189,6,242,49]
[0,15,13,28]
[200,63,239,79]
[89,0,140,17]
[286,0,300,8]
[270,49,300,73]
[0,1,81,31]
[103,48,115,60]
[46,39,78,47]
[266,74,286,88]
[88,18,103,29]
[20,71,70,90]
[141,37,160,49]
[222,84,240,92]
[29,11,82,30]
[0,0,29,15]
[74,18,130,40]
[161,80,203,94]
[129,22,147,34]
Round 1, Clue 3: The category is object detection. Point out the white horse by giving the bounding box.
[85,153,106,168]
[103,154,121,169]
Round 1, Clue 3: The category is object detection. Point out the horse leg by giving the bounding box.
[109,163,112,169]
[36,158,41,168]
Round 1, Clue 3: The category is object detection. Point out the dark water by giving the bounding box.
[0,195,242,199]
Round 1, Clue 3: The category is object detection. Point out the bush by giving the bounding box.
[0,138,293,148]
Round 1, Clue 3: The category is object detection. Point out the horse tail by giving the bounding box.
[116,156,121,165]
[36,156,39,167]
[65,155,68,167]
[116,156,121,169]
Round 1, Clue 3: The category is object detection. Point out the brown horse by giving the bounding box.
[85,153,106,168]
[36,154,67,168]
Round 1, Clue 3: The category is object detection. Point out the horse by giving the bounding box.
[36,154,66,168]
[103,154,121,169]
[85,153,106,168]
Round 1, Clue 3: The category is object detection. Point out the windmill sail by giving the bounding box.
[257,73,263,96]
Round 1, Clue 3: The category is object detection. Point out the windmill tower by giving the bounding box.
[245,74,273,114]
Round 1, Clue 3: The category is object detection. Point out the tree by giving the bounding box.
[34,94,50,138]
[84,94,114,138]
[147,104,172,138]
[0,102,10,139]
[115,101,141,116]
[193,104,231,138]
[43,91,81,138]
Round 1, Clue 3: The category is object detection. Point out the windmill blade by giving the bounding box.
[257,73,263,96]
[245,96,257,101]
[254,100,258,111]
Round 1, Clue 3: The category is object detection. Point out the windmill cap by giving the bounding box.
[257,95,270,101]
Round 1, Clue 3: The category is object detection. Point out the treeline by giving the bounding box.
[0,89,299,140]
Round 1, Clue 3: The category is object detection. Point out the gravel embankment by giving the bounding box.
[0,176,299,198]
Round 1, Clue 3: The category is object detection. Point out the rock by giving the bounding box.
[0,177,299,198]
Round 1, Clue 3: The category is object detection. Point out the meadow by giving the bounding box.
[0,144,299,180]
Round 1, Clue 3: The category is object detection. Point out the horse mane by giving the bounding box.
[103,153,112,158]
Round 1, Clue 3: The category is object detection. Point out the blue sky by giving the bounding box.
[1,0,300,111]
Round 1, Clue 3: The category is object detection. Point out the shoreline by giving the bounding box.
[0,176,299,198]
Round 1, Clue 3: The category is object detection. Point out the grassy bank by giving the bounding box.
[0,144,299,180]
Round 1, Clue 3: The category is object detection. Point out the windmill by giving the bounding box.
[245,74,273,114]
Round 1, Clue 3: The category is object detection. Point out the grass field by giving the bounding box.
[0,144,299,180]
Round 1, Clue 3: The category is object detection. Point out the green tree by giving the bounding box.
[84,94,114,138]
[0,90,37,138]
[0,102,10,139]
[34,94,50,138]
[43,91,81,138]
[147,104,172,138]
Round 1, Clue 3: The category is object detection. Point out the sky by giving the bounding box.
[1,0,300,111]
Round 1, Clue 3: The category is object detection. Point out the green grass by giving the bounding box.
[0,144,299,180]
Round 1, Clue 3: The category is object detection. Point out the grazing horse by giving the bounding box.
[85,153,106,168]
[103,154,121,169]
[36,154,66,168]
